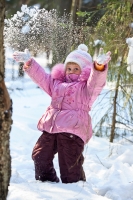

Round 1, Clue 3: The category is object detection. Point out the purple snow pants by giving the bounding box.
[32,131,86,183]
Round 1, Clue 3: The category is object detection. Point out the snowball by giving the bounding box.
[17,11,24,17]
[21,25,30,34]
[21,5,28,13]
[94,39,105,46]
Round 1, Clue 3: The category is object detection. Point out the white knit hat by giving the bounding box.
[64,44,93,69]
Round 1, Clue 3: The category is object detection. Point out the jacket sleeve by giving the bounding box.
[87,64,108,108]
[23,58,54,96]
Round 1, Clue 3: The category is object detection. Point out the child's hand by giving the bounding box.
[13,49,31,63]
[95,48,111,65]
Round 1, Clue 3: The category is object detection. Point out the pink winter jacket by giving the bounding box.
[24,58,108,144]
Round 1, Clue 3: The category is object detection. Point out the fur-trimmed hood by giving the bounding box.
[51,63,93,82]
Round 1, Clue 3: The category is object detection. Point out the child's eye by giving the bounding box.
[67,68,71,71]
[75,68,79,71]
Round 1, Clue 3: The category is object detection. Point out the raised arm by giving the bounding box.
[13,49,54,96]
[87,48,111,107]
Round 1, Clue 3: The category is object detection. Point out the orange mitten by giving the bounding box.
[94,62,105,71]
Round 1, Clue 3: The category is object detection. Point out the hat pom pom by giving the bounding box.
[78,44,88,52]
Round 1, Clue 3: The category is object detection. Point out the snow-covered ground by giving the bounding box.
[5,56,133,200]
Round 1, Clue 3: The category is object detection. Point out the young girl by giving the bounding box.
[13,44,111,183]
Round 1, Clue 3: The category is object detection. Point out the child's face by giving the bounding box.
[66,62,81,75]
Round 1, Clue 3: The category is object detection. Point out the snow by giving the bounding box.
[93,40,105,46]
[21,25,30,34]
[5,56,133,200]
[126,37,133,74]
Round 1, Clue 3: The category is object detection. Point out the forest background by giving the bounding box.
[0,0,133,199]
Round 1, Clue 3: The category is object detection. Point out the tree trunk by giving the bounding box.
[109,72,120,143]
[110,45,130,143]
[0,0,13,199]
[55,0,72,16]
[71,0,82,22]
